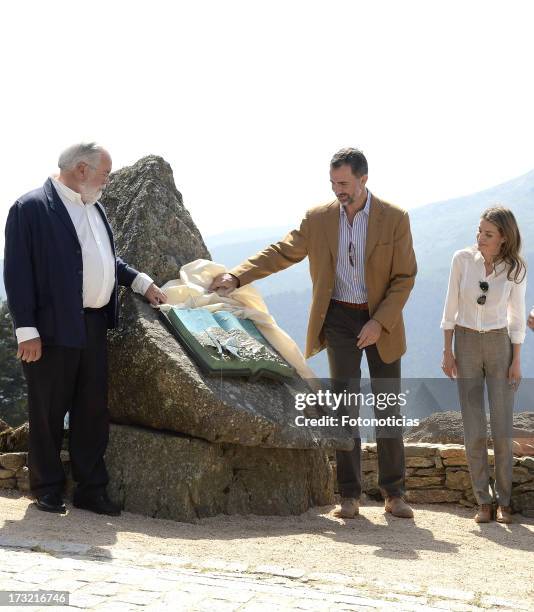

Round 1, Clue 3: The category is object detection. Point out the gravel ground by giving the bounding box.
[1,490,533,605]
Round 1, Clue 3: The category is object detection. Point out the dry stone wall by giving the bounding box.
[3,443,533,519]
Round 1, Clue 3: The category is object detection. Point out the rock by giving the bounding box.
[518,456,534,471]
[362,471,379,496]
[0,423,29,452]
[0,478,16,489]
[102,155,210,285]
[512,481,534,493]
[405,457,435,468]
[0,468,15,479]
[414,468,443,476]
[361,459,378,472]
[405,412,466,444]
[0,419,10,433]
[405,411,534,447]
[405,489,463,504]
[0,452,26,471]
[513,413,534,431]
[404,444,438,457]
[102,156,351,452]
[445,470,472,491]
[443,457,469,467]
[511,491,534,517]
[406,476,444,488]
[104,424,334,521]
[439,445,466,459]
[512,467,531,484]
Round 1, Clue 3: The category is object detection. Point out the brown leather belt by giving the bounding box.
[455,325,507,334]
[332,299,369,311]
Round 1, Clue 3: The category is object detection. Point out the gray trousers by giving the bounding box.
[454,327,514,506]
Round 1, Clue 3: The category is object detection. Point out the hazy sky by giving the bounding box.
[1,0,533,251]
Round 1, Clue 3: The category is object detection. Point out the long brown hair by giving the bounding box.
[480,206,526,283]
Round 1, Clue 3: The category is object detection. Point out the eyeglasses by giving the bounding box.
[348,242,355,267]
[477,281,489,305]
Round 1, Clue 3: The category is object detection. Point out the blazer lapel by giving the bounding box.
[45,178,80,246]
[365,194,384,263]
[325,200,340,264]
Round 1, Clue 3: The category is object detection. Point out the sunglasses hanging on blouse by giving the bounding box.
[477,280,489,305]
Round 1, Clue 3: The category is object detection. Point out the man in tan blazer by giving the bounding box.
[210,147,417,519]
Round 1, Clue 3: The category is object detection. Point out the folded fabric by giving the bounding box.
[159,259,316,380]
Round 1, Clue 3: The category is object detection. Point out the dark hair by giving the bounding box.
[330,147,368,177]
[480,206,526,283]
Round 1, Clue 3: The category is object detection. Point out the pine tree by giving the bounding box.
[0,300,28,426]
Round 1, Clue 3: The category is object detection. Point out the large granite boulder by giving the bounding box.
[102,156,352,452]
[102,155,210,284]
[405,411,534,447]
[105,424,334,521]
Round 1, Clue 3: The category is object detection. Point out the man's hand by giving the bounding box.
[144,283,168,306]
[209,273,239,297]
[441,350,457,379]
[356,319,382,349]
[17,338,42,363]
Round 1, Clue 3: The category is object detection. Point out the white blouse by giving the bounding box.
[441,246,527,344]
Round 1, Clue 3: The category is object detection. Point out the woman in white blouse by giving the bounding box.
[441,207,526,524]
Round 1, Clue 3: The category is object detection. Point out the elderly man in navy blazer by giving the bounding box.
[3,143,167,516]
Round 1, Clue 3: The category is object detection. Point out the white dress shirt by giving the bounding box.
[441,246,527,344]
[16,177,154,343]
[332,189,371,304]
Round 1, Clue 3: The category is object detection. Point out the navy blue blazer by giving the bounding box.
[3,178,139,347]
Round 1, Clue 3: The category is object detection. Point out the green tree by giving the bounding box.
[0,300,27,426]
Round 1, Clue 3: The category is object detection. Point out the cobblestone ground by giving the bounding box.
[0,539,530,611]
[1,490,533,611]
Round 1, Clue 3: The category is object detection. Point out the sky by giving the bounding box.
[1,0,534,252]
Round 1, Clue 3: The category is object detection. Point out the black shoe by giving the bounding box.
[73,491,121,517]
[35,493,66,514]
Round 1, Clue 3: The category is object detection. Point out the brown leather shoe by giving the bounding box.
[334,497,360,519]
[474,504,493,523]
[496,505,513,524]
[385,496,414,519]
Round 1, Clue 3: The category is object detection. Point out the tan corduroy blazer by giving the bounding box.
[230,195,417,363]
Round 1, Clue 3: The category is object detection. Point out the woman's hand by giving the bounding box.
[508,359,522,390]
[442,350,457,379]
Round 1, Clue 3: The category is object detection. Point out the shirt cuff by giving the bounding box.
[440,321,456,330]
[509,331,526,344]
[16,327,40,343]
[131,272,154,296]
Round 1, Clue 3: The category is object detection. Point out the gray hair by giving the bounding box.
[58,142,105,170]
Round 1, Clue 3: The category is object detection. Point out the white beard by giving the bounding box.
[81,188,103,205]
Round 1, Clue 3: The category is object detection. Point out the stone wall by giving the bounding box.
[2,443,533,519]
[360,443,534,517]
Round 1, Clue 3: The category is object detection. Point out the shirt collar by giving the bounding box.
[473,248,507,276]
[341,189,371,217]
[50,176,90,207]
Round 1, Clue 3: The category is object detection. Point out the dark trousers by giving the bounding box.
[323,301,405,499]
[22,309,110,498]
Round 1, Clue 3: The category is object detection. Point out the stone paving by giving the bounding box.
[0,537,530,611]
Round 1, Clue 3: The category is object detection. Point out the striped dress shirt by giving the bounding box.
[332,189,371,304]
